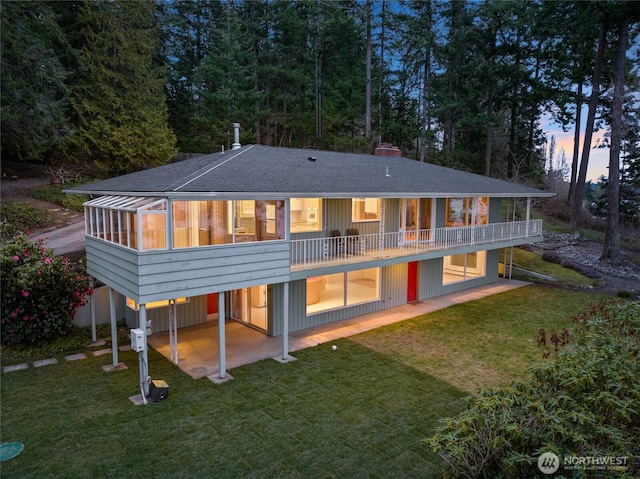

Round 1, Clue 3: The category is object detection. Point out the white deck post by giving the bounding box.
[218,292,226,378]
[379,201,385,257]
[282,282,289,360]
[139,304,149,399]
[526,197,531,237]
[89,277,96,342]
[109,287,118,367]
[169,299,178,365]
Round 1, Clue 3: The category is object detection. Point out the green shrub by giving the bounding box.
[0,200,55,241]
[427,300,640,479]
[1,233,93,346]
[30,183,89,212]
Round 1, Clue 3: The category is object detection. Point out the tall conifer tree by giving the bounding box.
[0,1,70,163]
[69,0,176,174]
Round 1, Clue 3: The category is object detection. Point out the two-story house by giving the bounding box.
[69,139,552,379]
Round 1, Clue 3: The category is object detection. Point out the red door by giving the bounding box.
[206,293,218,315]
[407,261,418,302]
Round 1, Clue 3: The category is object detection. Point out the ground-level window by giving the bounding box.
[352,198,380,222]
[126,297,189,310]
[290,198,322,233]
[306,268,380,315]
[442,251,486,284]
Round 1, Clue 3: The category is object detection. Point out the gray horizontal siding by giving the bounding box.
[86,237,291,304]
[86,237,140,299]
[137,242,290,302]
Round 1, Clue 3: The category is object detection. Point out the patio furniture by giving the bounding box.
[346,228,360,255]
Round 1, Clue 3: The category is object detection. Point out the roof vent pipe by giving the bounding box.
[231,123,241,150]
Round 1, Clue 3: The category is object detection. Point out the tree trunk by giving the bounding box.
[601,17,628,264]
[570,21,606,228]
[568,81,583,205]
[484,89,494,177]
[365,0,372,138]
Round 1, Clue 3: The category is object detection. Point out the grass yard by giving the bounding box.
[0,286,599,478]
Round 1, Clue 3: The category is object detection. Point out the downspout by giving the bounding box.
[231,123,241,150]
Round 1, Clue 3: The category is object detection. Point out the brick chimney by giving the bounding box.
[374,142,401,157]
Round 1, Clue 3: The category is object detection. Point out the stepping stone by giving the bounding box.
[119,345,132,352]
[65,353,87,362]
[3,363,28,373]
[33,358,58,368]
[92,348,112,357]
[88,339,107,348]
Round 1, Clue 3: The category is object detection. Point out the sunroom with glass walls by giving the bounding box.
[84,196,287,251]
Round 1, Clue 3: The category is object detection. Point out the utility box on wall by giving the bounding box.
[130,328,145,352]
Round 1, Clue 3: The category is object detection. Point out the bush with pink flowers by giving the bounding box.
[1,233,92,345]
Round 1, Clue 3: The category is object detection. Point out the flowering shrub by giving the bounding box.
[1,233,92,345]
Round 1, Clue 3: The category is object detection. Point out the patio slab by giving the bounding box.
[147,279,529,379]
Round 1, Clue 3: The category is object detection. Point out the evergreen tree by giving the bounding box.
[68,0,176,174]
[1,1,70,163]
[158,0,225,153]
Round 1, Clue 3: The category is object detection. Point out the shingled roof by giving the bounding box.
[68,144,553,198]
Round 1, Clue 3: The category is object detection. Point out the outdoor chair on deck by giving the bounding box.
[345,228,360,255]
[330,229,344,255]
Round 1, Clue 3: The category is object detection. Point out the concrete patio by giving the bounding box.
[147,279,529,380]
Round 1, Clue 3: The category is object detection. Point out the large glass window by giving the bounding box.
[446,197,488,227]
[400,198,435,242]
[352,198,380,222]
[442,251,486,284]
[172,200,284,248]
[306,268,381,315]
[290,198,322,233]
[256,200,286,241]
[141,212,166,250]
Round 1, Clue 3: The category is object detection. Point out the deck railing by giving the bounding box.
[291,219,542,270]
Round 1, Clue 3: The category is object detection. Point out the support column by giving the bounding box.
[379,201,385,257]
[282,282,289,360]
[218,292,226,378]
[109,287,118,367]
[169,299,178,365]
[526,197,531,237]
[139,304,149,400]
[89,277,96,342]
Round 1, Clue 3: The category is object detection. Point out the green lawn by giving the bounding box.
[0,286,599,478]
